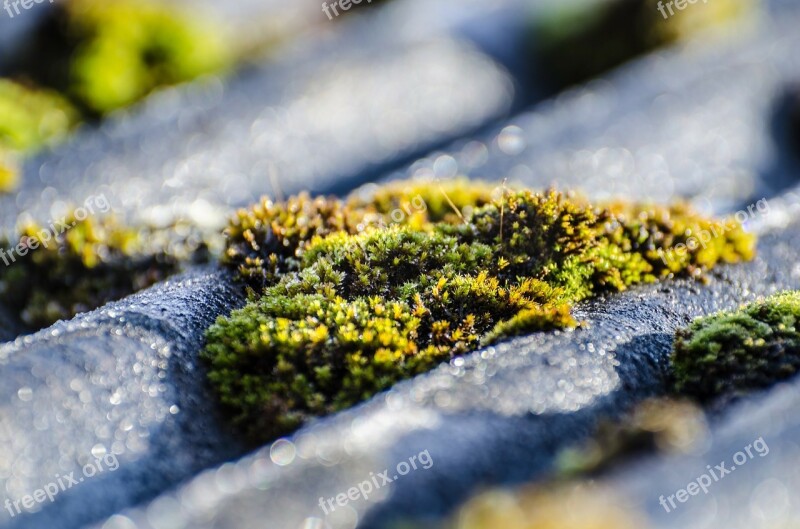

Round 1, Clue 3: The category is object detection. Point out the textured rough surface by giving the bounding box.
[0,268,246,529]
[77,9,800,528]
[1,3,799,529]
[82,212,800,529]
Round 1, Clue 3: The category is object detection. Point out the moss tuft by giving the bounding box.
[0,80,79,191]
[672,291,800,400]
[14,0,230,116]
[0,212,208,329]
[203,179,756,442]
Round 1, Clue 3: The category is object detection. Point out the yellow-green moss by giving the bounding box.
[0,211,208,329]
[672,290,800,400]
[0,0,231,191]
[15,0,230,116]
[203,179,756,442]
[0,80,79,191]
[65,0,230,114]
[444,482,645,529]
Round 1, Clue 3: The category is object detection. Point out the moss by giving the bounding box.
[432,399,701,529]
[0,80,79,191]
[0,211,208,329]
[0,1,230,191]
[15,0,230,116]
[444,482,645,529]
[0,151,20,194]
[439,399,701,529]
[556,398,707,477]
[203,179,756,442]
[671,291,800,400]
[531,0,756,90]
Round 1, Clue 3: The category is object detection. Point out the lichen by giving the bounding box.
[203,179,756,442]
[15,0,231,116]
[0,80,78,191]
[0,211,208,329]
[672,290,800,400]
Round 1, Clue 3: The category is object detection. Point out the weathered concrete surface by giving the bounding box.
[0,268,247,529]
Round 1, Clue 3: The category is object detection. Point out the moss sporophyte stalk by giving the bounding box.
[672,290,800,401]
[201,179,756,443]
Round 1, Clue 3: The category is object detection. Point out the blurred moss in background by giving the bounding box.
[531,0,757,90]
[0,0,231,191]
[15,0,231,115]
[44,0,231,115]
[0,79,78,191]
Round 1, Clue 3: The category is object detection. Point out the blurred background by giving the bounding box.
[2,1,800,528]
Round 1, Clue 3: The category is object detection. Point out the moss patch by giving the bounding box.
[0,80,79,191]
[203,179,756,442]
[672,290,800,400]
[0,211,208,329]
[18,0,231,116]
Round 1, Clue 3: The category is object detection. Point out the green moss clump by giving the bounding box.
[0,80,79,191]
[16,0,230,116]
[0,212,208,329]
[672,291,800,400]
[203,179,756,442]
